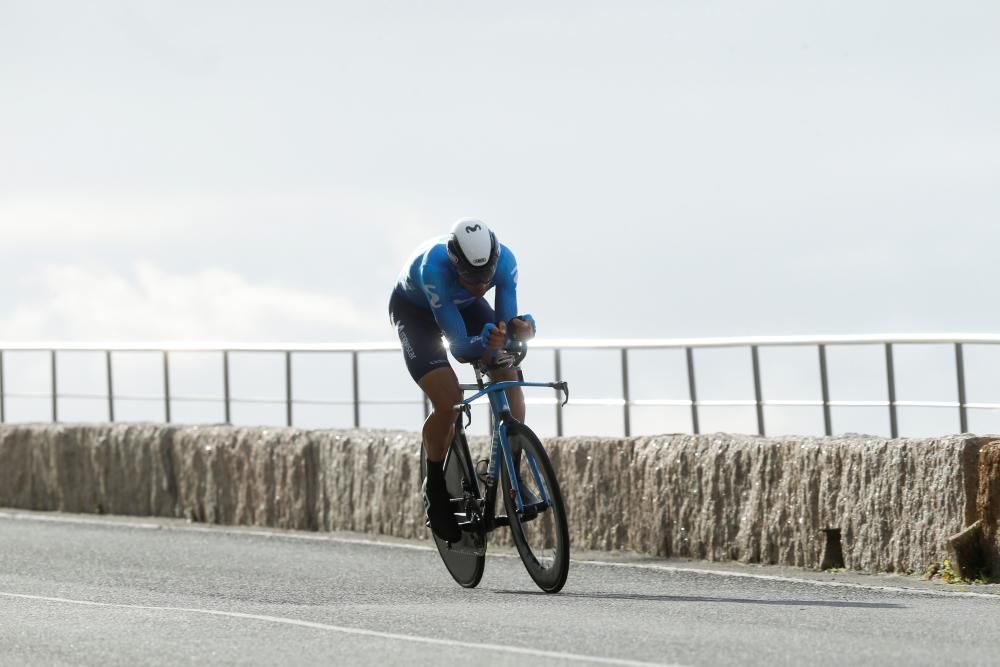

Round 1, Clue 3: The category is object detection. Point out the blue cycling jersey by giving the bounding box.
[394,236,519,362]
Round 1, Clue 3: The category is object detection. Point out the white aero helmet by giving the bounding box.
[446,218,499,283]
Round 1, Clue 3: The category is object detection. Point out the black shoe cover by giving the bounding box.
[422,477,462,543]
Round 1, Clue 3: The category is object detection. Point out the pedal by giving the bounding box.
[501,502,545,525]
[519,501,546,523]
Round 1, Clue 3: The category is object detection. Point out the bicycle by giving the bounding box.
[419,339,571,593]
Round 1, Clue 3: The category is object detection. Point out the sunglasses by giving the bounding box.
[457,266,496,285]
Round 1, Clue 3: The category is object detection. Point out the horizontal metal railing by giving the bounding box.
[2,334,1000,437]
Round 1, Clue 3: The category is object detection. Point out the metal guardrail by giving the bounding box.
[1,334,1000,437]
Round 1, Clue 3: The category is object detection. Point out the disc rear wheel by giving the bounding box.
[421,420,486,588]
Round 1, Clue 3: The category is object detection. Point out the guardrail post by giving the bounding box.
[162,351,172,423]
[818,344,832,436]
[223,350,231,425]
[885,343,898,438]
[0,350,5,423]
[285,351,293,427]
[352,351,360,428]
[106,350,115,422]
[621,348,631,437]
[554,349,564,437]
[751,345,765,436]
[955,343,968,433]
[686,347,699,434]
[51,350,58,423]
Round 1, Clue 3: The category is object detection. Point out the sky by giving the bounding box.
[2,1,999,436]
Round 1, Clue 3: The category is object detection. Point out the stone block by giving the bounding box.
[976,440,1000,576]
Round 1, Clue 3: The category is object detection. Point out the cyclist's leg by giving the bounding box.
[418,366,462,461]
[390,290,462,540]
[389,291,457,455]
[460,300,525,422]
[487,367,525,421]
[418,367,464,542]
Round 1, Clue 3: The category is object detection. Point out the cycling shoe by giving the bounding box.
[422,477,462,543]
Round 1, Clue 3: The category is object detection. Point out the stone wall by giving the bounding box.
[547,434,983,573]
[0,424,427,537]
[0,424,994,575]
[977,441,1000,575]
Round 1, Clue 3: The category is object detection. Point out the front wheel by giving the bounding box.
[500,422,570,593]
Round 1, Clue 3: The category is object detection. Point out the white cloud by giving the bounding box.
[0,262,384,342]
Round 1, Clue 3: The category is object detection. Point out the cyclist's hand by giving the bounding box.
[509,315,536,341]
[488,321,507,349]
[477,323,512,368]
[476,322,506,367]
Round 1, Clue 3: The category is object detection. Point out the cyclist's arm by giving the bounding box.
[494,247,536,339]
[420,268,493,363]
[493,247,519,324]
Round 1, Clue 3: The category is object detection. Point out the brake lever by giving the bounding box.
[550,381,570,407]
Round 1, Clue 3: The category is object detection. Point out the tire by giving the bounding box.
[500,422,570,593]
[420,420,486,588]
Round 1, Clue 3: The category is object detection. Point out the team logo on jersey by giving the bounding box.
[399,328,416,360]
[423,284,441,308]
[465,224,481,233]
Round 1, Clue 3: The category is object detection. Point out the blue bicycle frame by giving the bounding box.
[455,375,569,516]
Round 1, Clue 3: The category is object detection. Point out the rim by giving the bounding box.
[505,433,567,585]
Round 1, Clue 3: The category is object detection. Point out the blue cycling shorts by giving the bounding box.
[388,289,496,383]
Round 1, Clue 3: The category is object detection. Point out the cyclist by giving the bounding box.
[389,219,536,542]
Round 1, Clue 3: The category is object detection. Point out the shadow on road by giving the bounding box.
[493,590,904,609]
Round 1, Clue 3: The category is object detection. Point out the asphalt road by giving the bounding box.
[1,510,997,666]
